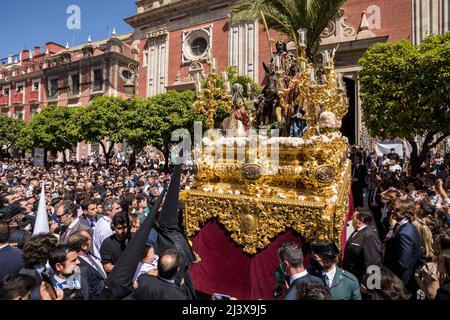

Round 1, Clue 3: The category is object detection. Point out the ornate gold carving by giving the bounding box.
[315,165,336,184]
[183,160,350,254]
[240,163,263,181]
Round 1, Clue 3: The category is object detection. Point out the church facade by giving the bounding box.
[0,0,449,158]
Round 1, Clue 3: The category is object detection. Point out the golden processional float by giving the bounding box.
[181,32,351,255]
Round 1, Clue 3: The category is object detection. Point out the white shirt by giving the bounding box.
[92,216,113,259]
[290,270,308,285]
[322,265,337,288]
[389,164,402,173]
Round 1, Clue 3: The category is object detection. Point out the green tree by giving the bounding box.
[120,97,164,168]
[27,105,80,164]
[0,116,25,157]
[78,96,127,167]
[359,33,450,175]
[230,0,347,58]
[15,125,34,156]
[148,90,197,171]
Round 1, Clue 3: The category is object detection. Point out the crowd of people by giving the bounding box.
[0,145,449,301]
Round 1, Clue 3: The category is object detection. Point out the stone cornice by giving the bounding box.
[42,52,139,76]
[125,0,234,28]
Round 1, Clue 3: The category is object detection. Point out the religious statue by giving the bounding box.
[223,84,250,136]
[269,40,297,77]
[288,98,308,137]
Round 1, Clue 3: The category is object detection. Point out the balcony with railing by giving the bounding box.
[0,95,8,105]
[12,93,24,104]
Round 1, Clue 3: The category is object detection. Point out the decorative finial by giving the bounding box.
[297,28,307,46]
[112,27,117,36]
[87,35,92,43]
[45,48,49,55]
[359,11,370,31]
[65,42,70,49]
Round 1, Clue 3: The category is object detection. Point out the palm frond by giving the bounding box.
[231,0,348,58]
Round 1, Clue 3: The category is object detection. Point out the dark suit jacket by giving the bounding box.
[368,188,382,213]
[0,245,24,281]
[343,226,382,281]
[59,218,92,244]
[284,273,322,300]
[18,267,43,300]
[78,214,102,230]
[384,222,421,285]
[352,164,366,187]
[134,274,191,300]
[79,256,106,300]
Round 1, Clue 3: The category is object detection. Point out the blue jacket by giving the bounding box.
[384,222,421,285]
[284,273,322,300]
[0,244,23,281]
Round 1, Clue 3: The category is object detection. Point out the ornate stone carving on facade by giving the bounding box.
[320,9,357,45]
[320,9,377,45]
[147,28,169,39]
[182,24,213,64]
[173,61,207,86]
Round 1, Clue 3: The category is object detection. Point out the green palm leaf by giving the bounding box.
[230,0,347,58]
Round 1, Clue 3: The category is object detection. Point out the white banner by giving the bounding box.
[375,142,404,159]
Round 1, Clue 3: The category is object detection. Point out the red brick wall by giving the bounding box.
[342,0,412,42]
[137,37,149,98]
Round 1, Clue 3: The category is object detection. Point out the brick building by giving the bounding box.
[1,0,449,157]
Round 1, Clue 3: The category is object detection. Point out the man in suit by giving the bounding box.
[68,231,107,300]
[79,199,101,230]
[368,179,383,235]
[351,155,367,208]
[0,221,24,280]
[277,242,322,300]
[309,240,361,300]
[383,198,421,292]
[387,148,400,163]
[55,200,91,244]
[134,249,192,300]
[343,208,382,282]
[48,244,83,299]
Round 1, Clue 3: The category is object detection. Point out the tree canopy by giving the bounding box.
[27,105,80,155]
[359,33,450,174]
[0,116,25,156]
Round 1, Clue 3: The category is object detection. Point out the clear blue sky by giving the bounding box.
[0,0,135,59]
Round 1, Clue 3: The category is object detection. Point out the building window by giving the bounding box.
[49,79,58,98]
[30,105,39,117]
[1,108,9,116]
[191,37,208,56]
[182,25,212,63]
[93,69,103,92]
[16,85,24,93]
[32,81,40,91]
[71,73,80,96]
[3,88,9,96]
[143,51,148,67]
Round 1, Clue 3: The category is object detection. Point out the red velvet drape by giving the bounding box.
[189,192,354,300]
[189,221,304,300]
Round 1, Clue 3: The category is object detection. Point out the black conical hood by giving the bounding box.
[157,164,182,231]
[101,187,167,300]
